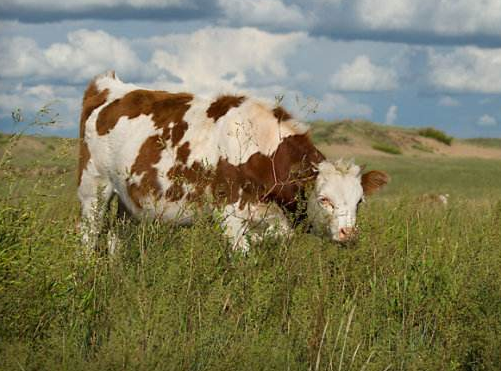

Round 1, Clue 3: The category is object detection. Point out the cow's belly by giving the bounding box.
[114,180,197,226]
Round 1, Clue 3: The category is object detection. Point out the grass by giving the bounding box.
[371,143,402,155]
[464,137,501,149]
[1,132,501,370]
[412,143,434,153]
[418,127,453,146]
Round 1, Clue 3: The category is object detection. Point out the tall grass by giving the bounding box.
[1,188,501,370]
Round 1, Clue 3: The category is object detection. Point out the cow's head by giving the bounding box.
[307,160,389,243]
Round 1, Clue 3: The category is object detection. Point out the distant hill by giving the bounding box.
[310,120,501,160]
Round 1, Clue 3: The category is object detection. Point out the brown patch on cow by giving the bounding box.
[165,183,185,201]
[361,170,389,196]
[176,142,191,163]
[165,161,212,202]
[273,106,292,122]
[171,120,188,146]
[96,89,193,137]
[98,90,192,208]
[78,80,109,185]
[77,140,91,186]
[206,95,246,122]
[80,81,109,133]
[127,135,165,208]
[210,134,325,212]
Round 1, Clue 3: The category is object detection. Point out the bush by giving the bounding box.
[418,127,453,146]
[372,143,402,155]
[412,143,434,153]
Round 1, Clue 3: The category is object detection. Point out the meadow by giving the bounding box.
[1,128,501,371]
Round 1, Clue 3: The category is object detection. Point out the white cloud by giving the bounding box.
[218,0,307,28]
[149,27,306,95]
[428,47,501,93]
[357,0,418,29]
[330,55,398,92]
[385,104,397,125]
[316,93,373,118]
[438,96,460,107]
[0,26,310,128]
[477,114,498,127]
[355,0,501,37]
[0,83,80,128]
[0,36,50,79]
[432,0,501,36]
[45,29,143,82]
[0,29,144,83]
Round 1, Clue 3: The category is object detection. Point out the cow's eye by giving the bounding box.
[318,196,334,208]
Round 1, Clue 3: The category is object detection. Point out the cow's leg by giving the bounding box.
[220,204,251,252]
[78,168,114,254]
[219,203,292,252]
[107,197,132,255]
[249,203,291,240]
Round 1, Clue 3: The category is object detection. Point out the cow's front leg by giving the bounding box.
[249,203,291,241]
[220,204,251,252]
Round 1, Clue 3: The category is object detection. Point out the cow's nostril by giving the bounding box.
[339,227,349,240]
[339,227,357,241]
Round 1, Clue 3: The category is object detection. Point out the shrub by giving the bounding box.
[372,143,402,155]
[412,143,434,153]
[418,127,453,146]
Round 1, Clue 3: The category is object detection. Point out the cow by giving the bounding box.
[78,71,389,252]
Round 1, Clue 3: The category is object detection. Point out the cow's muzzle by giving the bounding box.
[337,226,358,243]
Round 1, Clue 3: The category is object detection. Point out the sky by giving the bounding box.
[1,0,501,138]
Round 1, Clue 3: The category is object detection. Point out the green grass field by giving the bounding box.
[1,133,501,370]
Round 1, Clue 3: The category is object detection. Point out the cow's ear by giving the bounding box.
[361,170,389,195]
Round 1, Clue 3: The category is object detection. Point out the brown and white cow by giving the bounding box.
[78,71,388,252]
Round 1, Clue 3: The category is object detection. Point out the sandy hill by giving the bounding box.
[310,120,501,160]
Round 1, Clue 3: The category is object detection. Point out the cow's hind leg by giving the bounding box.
[78,168,114,254]
[106,197,132,255]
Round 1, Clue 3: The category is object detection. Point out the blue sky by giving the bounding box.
[1,0,501,138]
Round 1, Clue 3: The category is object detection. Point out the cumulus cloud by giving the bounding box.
[428,46,501,93]
[0,29,145,83]
[218,0,307,29]
[385,105,397,125]
[149,27,306,95]
[0,26,311,127]
[0,36,49,79]
[357,0,418,30]
[438,96,460,107]
[330,55,398,92]
[316,93,373,118]
[477,114,498,127]
[0,83,80,128]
